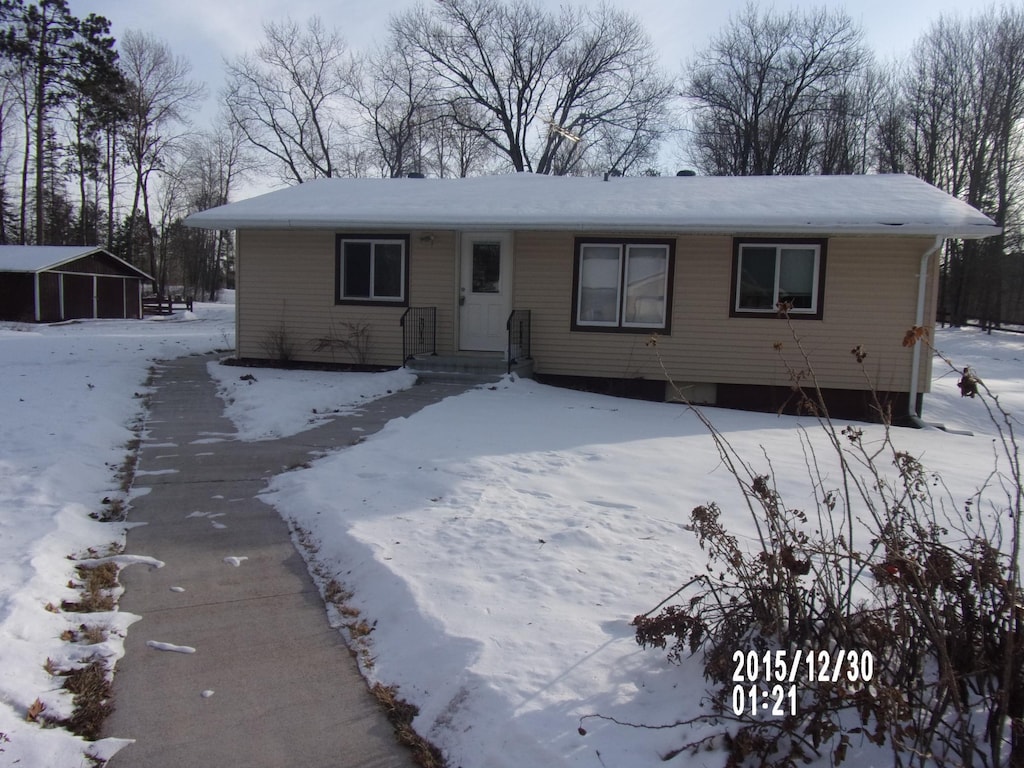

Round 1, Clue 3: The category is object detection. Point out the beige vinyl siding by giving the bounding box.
[513,232,938,394]
[236,226,939,396]
[236,229,457,366]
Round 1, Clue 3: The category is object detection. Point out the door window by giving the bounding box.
[472,243,501,293]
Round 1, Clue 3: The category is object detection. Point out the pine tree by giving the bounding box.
[0,0,120,244]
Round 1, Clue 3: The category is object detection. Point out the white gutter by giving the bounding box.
[908,236,945,422]
[185,214,999,238]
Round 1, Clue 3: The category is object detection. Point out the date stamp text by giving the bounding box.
[729,649,875,716]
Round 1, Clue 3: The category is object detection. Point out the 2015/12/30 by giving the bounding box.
[731,648,875,685]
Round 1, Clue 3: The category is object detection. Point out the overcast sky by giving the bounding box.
[67,0,999,100]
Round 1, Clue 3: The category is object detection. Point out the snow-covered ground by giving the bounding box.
[206,363,415,441]
[0,301,1020,766]
[265,328,1022,767]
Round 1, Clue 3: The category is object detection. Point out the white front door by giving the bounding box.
[459,232,512,352]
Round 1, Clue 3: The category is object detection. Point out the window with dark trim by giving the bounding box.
[571,238,674,332]
[731,238,826,319]
[335,235,409,305]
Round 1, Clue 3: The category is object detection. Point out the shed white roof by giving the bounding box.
[0,245,152,279]
[186,173,999,239]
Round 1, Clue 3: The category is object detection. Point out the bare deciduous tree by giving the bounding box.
[350,45,435,178]
[686,3,868,176]
[178,118,252,299]
[427,106,495,177]
[871,62,910,174]
[903,8,1024,328]
[391,0,672,176]
[120,29,203,289]
[224,17,355,184]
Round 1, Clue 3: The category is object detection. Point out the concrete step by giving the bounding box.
[405,354,534,381]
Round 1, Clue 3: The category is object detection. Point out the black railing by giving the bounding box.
[506,309,532,375]
[400,307,437,364]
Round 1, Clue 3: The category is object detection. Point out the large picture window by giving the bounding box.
[336,235,409,305]
[573,238,674,332]
[732,239,826,319]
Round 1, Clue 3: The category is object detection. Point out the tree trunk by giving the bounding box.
[128,166,143,269]
[34,15,47,245]
[76,117,87,245]
[106,126,117,248]
[19,103,30,244]
[142,177,159,294]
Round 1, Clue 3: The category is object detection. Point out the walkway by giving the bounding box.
[104,354,477,767]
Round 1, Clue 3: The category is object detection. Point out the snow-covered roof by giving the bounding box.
[186,173,999,239]
[0,245,152,279]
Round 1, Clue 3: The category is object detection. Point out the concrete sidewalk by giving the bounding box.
[104,354,476,767]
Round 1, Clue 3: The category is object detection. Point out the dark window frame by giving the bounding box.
[335,234,410,306]
[570,237,675,334]
[730,237,827,320]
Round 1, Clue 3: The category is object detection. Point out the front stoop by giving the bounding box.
[405,353,534,382]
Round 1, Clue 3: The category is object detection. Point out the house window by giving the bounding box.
[572,238,674,332]
[732,239,826,318]
[336,235,409,305]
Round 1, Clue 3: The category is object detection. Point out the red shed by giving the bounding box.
[0,246,152,322]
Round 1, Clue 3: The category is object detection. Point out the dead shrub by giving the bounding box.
[630,322,1024,767]
[118,438,141,493]
[260,317,295,362]
[62,562,119,613]
[61,660,113,740]
[323,578,354,606]
[372,683,447,768]
[345,618,375,639]
[311,319,373,364]
[91,496,126,522]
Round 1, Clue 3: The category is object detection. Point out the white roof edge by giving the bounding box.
[0,245,155,279]
[186,215,1001,240]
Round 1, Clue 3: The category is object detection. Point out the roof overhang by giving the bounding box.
[185,174,1001,241]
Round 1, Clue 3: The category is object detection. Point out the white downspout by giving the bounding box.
[908,236,944,423]
[235,230,241,354]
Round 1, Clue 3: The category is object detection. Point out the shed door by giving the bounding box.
[63,274,94,319]
[97,276,126,318]
[459,232,512,352]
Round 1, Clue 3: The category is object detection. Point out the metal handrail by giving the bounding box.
[506,309,532,375]
[400,307,437,364]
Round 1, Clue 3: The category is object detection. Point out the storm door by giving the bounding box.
[459,232,512,351]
